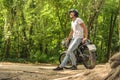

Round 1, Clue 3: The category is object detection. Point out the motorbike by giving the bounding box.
[59,39,97,69]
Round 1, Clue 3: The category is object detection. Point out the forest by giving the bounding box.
[0,0,120,63]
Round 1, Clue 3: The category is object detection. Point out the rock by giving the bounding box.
[103,52,120,80]
[109,52,120,69]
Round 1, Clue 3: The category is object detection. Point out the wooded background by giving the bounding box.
[0,0,120,63]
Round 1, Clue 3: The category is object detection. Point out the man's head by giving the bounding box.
[69,9,79,18]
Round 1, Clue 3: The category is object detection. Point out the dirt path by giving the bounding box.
[0,62,111,80]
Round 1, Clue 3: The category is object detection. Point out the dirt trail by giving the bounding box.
[0,62,111,80]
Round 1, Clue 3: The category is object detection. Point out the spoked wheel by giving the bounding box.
[82,49,96,69]
[59,51,72,69]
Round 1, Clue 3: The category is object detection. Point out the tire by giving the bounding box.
[59,51,72,69]
[82,49,96,69]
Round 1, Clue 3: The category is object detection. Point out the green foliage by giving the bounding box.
[0,0,119,63]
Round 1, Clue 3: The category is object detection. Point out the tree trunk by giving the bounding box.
[118,0,120,52]
[20,12,28,58]
[87,0,105,38]
[106,13,117,61]
[3,7,14,58]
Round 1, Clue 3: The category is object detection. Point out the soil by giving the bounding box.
[0,62,111,80]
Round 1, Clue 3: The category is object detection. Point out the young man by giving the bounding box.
[54,9,88,70]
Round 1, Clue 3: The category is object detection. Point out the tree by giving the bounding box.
[0,0,119,63]
[118,0,120,52]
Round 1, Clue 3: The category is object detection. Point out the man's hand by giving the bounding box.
[82,38,87,43]
[63,38,69,47]
[65,38,69,44]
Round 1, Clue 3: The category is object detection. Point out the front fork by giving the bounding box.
[78,48,86,61]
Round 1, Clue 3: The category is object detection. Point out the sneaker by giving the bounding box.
[53,66,63,71]
[70,65,77,70]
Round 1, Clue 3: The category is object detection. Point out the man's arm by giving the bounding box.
[66,29,73,41]
[80,23,88,42]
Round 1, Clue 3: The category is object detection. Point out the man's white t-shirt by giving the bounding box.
[71,18,84,38]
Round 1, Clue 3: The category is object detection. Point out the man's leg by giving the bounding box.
[53,38,82,70]
[60,38,82,67]
[59,52,70,67]
[68,38,82,66]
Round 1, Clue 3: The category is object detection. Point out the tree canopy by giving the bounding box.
[0,0,119,63]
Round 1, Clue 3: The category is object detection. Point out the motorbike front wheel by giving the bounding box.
[59,51,73,69]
